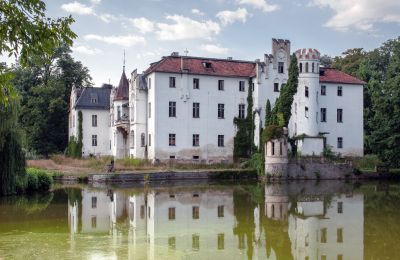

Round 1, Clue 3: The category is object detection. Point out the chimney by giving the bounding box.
[171,52,179,57]
[227,57,233,60]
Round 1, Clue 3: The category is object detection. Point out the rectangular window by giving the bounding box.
[92,115,97,127]
[337,201,343,213]
[238,104,245,119]
[92,135,97,146]
[321,108,327,122]
[218,234,225,250]
[169,77,176,88]
[193,134,199,147]
[92,197,97,208]
[148,134,151,147]
[239,81,245,92]
[148,102,151,118]
[193,102,200,118]
[337,137,343,149]
[193,78,199,89]
[305,107,309,118]
[218,80,224,91]
[218,104,225,119]
[337,86,342,96]
[274,83,279,92]
[169,134,176,146]
[337,109,343,123]
[192,206,199,219]
[168,207,175,220]
[278,62,284,73]
[148,207,151,219]
[305,86,309,97]
[218,205,224,218]
[321,228,327,243]
[169,102,176,117]
[337,228,343,243]
[321,85,326,95]
[148,78,151,89]
[192,234,200,251]
[218,135,224,147]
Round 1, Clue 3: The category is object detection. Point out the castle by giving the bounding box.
[69,39,364,161]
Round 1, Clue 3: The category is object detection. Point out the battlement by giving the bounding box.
[295,48,320,61]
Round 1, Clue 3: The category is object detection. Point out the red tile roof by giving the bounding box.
[144,56,256,78]
[320,68,365,85]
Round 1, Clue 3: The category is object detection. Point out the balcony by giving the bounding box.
[115,114,129,132]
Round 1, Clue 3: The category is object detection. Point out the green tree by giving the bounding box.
[332,48,366,77]
[0,0,75,195]
[0,0,76,107]
[265,99,271,127]
[234,78,254,160]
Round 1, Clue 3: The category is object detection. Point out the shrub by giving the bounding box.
[262,125,283,144]
[353,168,363,176]
[26,168,53,192]
[248,152,264,175]
[353,154,382,170]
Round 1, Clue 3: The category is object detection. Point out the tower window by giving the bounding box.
[312,62,315,73]
[278,62,284,73]
[305,86,309,97]
[305,107,309,118]
[305,62,309,73]
[299,63,303,73]
[274,83,279,92]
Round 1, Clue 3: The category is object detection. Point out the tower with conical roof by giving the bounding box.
[111,52,130,158]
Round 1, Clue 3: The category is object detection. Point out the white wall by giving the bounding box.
[298,137,324,156]
[150,72,249,162]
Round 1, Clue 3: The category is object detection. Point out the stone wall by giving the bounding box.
[266,157,353,180]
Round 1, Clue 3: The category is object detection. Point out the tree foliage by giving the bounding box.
[233,78,254,160]
[0,0,76,107]
[15,46,92,156]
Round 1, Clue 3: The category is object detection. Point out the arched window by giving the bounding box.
[299,63,303,73]
[141,133,145,147]
[305,62,309,73]
[130,130,134,147]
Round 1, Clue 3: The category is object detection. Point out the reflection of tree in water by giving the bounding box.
[233,187,256,260]
[261,204,293,260]
[363,183,400,259]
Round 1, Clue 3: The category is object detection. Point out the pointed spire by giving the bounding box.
[123,49,126,72]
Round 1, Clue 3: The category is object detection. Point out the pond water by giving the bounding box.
[0,180,399,260]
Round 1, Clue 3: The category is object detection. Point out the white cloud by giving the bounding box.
[217,8,249,26]
[90,0,101,4]
[71,45,102,55]
[61,1,94,15]
[310,0,400,32]
[156,15,220,41]
[130,17,155,34]
[191,9,205,16]
[98,13,117,23]
[200,44,229,54]
[237,0,278,12]
[84,34,146,47]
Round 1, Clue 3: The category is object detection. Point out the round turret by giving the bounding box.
[294,48,320,136]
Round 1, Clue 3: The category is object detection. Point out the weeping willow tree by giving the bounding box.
[0,87,26,195]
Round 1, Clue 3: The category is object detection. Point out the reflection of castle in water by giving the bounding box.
[68,183,364,259]
[265,183,364,260]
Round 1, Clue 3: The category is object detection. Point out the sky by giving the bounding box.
[14,0,400,86]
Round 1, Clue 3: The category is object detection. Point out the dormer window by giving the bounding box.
[202,62,212,69]
[90,94,98,103]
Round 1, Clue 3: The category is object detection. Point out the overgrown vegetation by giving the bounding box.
[233,78,255,160]
[66,111,83,158]
[16,168,54,194]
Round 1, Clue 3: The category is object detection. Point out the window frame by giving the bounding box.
[218,104,225,119]
[321,85,326,96]
[169,101,176,117]
[192,134,200,147]
[193,102,200,118]
[193,78,200,89]
[218,135,224,147]
[218,80,224,91]
[169,77,176,88]
[169,133,176,146]
[320,108,327,122]
[92,135,97,147]
[278,62,284,73]
[239,81,245,92]
[337,86,343,96]
[337,108,343,123]
[92,114,97,127]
